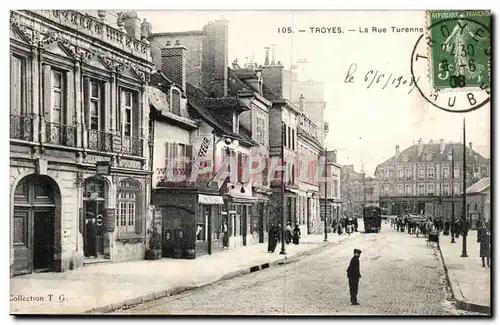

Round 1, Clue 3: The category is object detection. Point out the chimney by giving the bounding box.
[417,138,423,156]
[469,141,473,152]
[264,47,270,66]
[97,10,106,22]
[161,40,187,91]
[271,44,276,65]
[140,18,152,42]
[395,145,400,156]
[299,94,305,111]
[202,20,229,97]
[440,138,445,153]
[121,11,141,39]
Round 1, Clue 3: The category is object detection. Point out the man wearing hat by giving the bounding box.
[346,248,362,305]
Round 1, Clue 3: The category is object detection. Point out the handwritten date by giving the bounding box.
[344,63,420,94]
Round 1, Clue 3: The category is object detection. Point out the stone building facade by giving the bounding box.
[341,165,380,216]
[10,10,154,276]
[376,139,490,219]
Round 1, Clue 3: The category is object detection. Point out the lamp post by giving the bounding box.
[280,123,286,255]
[451,148,455,243]
[461,118,468,257]
[324,147,328,242]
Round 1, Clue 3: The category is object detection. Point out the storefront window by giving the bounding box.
[116,178,141,236]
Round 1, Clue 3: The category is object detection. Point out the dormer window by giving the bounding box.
[171,88,181,115]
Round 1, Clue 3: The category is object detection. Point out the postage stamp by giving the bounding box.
[410,10,491,113]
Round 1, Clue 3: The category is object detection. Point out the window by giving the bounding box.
[384,185,389,195]
[398,169,403,179]
[442,166,450,179]
[123,91,133,136]
[385,170,390,179]
[426,153,432,161]
[454,167,460,179]
[418,168,425,179]
[10,54,25,115]
[256,115,265,144]
[287,126,291,149]
[165,142,192,177]
[116,179,141,235]
[85,79,105,130]
[428,184,435,195]
[418,184,425,195]
[333,180,338,197]
[442,184,450,195]
[51,70,65,124]
[405,168,412,180]
[171,89,181,115]
[238,152,248,183]
[397,184,403,194]
[283,123,288,147]
[427,167,435,180]
[474,203,478,211]
[405,184,411,195]
[453,184,460,194]
[292,129,295,150]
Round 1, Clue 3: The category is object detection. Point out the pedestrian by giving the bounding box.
[444,219,450,236]
[221,220,229,248]
[477,223,490,267]
[292,223,301,245]
[284,222,292,244]
[267,224,277,253]
[354,217,358,232]
[337,223,343,235]
[85,213,97,258]
[346,248,362,305]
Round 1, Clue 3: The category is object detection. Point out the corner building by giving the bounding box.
[10,10,154,276]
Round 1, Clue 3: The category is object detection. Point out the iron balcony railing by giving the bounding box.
[121,135,143,157]
[46,121,77,147]
[10,114,35,141]
[88,129,113,152]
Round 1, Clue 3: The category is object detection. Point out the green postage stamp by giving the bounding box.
[428,10,491,90]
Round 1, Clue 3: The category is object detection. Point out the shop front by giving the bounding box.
[153,188,224,259]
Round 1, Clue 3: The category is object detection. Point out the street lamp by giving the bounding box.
[450,149,456,244]
[461,118,468,258]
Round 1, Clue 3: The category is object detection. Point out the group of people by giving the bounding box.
[331,215,358,236]
[267,222,301,253]
[391,213,491,268]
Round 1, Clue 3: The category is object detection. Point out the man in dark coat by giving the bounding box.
[346,248,362,305]
[85,214,98,258]
[353,217,358,232]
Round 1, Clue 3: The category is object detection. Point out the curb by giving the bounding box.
[86,241,334,314]
[436,243,491,315]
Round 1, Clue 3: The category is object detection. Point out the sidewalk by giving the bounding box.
[10,232,357,315]
[438,230,491,314]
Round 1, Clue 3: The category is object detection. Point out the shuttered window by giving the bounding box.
[10,55,25,115]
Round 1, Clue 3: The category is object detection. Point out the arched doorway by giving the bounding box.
[83,177,108,259]
[12,175,60,275]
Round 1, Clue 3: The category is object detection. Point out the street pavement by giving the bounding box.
[439,230,491,313]
[112,222,479,316]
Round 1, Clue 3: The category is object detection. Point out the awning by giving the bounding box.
[229,195,260,203]
[198,194,224,205]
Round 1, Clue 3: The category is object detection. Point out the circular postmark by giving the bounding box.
[410,12,491,113]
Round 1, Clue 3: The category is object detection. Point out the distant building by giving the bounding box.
[340,165,380,216]
[465,177,490,229]
[375,138,489,219]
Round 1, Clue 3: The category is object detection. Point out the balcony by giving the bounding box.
[121,135,143,156]
[88,129,113,152]
[46,122,77,147]
[10,114,35,142]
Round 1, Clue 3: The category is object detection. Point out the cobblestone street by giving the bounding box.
[113,223,476,315]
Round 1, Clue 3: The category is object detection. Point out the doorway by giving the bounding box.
[241,205,247,246]
[12,175,60,276]
[33,210,55,271]
[83,177,107,259]
[258,203,264,243]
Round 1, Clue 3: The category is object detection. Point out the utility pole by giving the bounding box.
[461,118,468,257]
[451,148,455,243]
[324,147,328,241]
[280,123,286,255]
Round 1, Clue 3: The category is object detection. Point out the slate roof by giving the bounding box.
[185,83,258,147]
[466,177,490,194]
[378,142,489,166]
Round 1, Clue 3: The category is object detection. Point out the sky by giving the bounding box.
[134,10,490,176]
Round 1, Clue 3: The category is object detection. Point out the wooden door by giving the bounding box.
[12,209,31,275]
